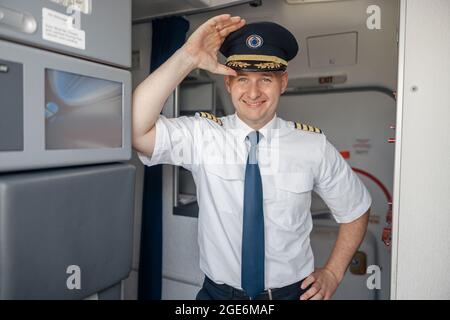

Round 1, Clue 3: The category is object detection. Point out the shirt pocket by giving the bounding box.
[203,164,245,214]
[204,164,244,181]
[262,172,313,200]
[265,172,314,229]
[272,172,314,196]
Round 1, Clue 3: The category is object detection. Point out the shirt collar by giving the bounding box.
[232,113,279,142]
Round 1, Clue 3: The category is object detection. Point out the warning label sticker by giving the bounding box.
[42,8,85,50]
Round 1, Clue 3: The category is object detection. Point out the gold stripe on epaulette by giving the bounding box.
[294,122,322,134]
[198,112,223,126]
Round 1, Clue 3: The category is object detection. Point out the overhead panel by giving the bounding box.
[132,0,254,22]
[307,31,358,68]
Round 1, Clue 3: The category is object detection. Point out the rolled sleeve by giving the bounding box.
[313,139,372,223]
[137,115,200,170]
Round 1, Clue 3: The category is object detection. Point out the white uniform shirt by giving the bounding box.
[138,113,371,290]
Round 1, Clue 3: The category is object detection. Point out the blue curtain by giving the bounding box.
[138,17,190,300]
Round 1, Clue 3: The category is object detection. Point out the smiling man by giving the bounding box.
[132,15,371,300]
[225,71,287,129]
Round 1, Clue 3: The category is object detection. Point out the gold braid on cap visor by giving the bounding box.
[226,55,288,70]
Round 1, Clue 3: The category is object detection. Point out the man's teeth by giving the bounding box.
[244,101,264,105]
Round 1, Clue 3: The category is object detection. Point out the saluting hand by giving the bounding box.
[299,267,340,300]
[182,14,246,76]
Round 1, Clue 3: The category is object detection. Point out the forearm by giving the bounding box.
[132,47,197,141]
[324,209,370,282]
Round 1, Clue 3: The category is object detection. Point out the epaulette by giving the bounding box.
[197,112,223,126]
[293,122,323,134]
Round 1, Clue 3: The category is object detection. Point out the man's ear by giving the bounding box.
[280,71,289,94]
[224,76,232,93]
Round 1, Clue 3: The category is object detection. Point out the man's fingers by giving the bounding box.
[209,14,241,30]
[301,275,315,289]
[213,64,237,76]
[207,13,232,27]
[219,19,246,38]
[300,285,318,300]
[309,292,324,300]
[213,16,243,31]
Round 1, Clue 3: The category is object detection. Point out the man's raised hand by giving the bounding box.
[182,14,245,76]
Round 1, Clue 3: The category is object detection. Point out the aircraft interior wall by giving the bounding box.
[0,0,135,300]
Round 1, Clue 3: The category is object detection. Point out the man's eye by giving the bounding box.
[262,78,272,82]
[237,77,248,82]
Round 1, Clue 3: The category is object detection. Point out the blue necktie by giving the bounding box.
[241,131,265,299]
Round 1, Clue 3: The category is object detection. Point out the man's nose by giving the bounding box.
[247,81,261,99]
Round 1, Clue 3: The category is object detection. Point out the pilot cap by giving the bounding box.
[219,21,299,72]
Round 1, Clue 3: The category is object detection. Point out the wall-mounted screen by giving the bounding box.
[45,69,123,150]
[0,38,131,173]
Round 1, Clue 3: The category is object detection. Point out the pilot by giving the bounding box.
[132,14,371,300]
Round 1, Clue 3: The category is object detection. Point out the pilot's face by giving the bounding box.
[225,71,288,129]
